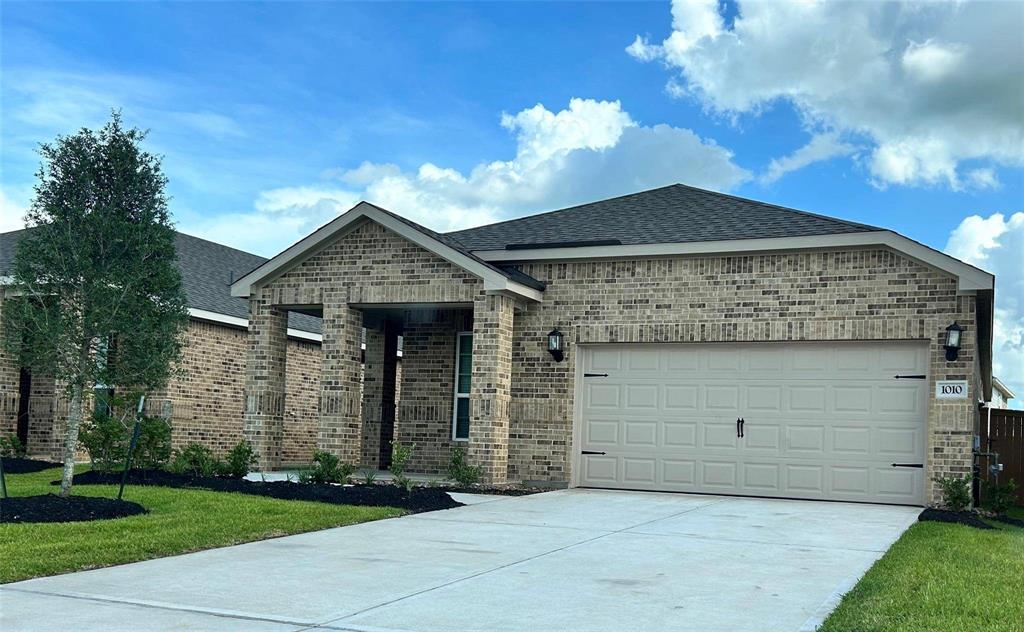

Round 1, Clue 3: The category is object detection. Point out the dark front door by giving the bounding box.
[377,322,400,468]
[16,368,31,446]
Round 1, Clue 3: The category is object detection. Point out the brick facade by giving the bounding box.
[507,250,981,503]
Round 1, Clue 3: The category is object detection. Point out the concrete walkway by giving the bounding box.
[0,489,920,632]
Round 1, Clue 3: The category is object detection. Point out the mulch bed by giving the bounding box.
[1,457,63,474]
[67,469,463,514]
[993,514,1024,528]
[438,484,543,496]
[1,494,147,524]
[918,507,995,530]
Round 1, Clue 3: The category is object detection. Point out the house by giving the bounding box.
[0,230,324,464]
[991,377,1016,409]
[231,184,994,506]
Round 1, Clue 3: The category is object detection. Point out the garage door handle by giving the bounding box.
[736,418,745,438]
[584,373,609,378]
[891,463,924,468]
[581,450,606,455]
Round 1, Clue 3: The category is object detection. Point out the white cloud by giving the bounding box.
[630,1,1024,189]
[946,212,1024,408]
[181,98,748,255]
[761,132,857,185]
[0,187,31,232]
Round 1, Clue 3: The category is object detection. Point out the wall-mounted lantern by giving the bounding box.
[547,328,565,362]
[944,321,964,361]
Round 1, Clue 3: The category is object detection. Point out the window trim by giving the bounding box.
[451,331,472,441]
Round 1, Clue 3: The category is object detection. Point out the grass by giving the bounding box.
[821,507,1024,632]
[0,466,404,584]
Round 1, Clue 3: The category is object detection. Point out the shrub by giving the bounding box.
[299,450,355,484]
[0,433,27,458]
[390,440,415,492]
[935,475,972,512]
[221,440,257,478]
[447,446,482,487]
[360,469,377,485]
[79,412,171,471]
[168,443,222,477]
[982,478,1018,515]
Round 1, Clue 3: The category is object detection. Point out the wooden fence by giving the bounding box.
[979,408,1024,505]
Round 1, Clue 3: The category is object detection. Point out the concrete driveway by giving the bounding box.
[1,489,919,632]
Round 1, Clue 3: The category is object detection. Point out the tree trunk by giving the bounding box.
[58,382,85,497]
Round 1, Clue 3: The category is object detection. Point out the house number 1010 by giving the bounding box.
[935,380,968,399]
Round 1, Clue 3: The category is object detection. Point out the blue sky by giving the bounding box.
[1,1,1022,400]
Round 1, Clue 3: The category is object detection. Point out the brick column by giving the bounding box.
[243,297,288,470]
[468,293,515,485]
[318,301,363,465]
[0,291,21,440]
[360,326,385,468]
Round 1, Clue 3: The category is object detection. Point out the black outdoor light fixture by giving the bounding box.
[944,321,964,361]
[547,328,565,362]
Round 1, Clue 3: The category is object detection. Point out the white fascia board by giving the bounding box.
[230,202,541,302]
[993,376,1015,400]
[473,230,993,292]
[188,308,322,342]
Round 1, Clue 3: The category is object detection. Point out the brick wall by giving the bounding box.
[0,291,20,439]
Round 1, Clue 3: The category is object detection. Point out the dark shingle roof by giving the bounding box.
[446,184,882,251]
[1,228,321,334]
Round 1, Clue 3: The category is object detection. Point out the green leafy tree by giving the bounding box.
[2,112,188,496]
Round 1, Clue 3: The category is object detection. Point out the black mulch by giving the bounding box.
[1,457,63,474]
[918,507,995,530]
[993,514,1024,528]
[67,469,463,514]
[438,485,542,496]
[1,494,147,524]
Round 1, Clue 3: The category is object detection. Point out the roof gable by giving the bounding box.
[230,202,544,301]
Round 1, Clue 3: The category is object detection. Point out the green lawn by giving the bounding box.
[0,467,404,584]
[821,507,1024,632]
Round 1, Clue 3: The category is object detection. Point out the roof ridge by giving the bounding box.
[669,183,882,232]
[174,230,269,262]
[445,183,684,237]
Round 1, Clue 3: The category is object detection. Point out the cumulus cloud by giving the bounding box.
[0,187,31,233]
[761,132,857,185]
[946,212,1024,408]
[190,98,749,254]
[629,0,1024,189]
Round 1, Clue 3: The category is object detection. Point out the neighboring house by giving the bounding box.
[0,230,324,464]
[991,377,1016,409]
[232,184,994,506]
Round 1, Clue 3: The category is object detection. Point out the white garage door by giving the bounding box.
[577,342,928,505]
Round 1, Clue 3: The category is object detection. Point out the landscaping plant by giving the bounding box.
[0,433,27,458]
[935,474,972,512]
[299,450,355,484]
[0,112,188,497]
[79,406,171,471]
[389,440,415,492]
[360,469,377,485]
[168,443,223,478]
[222,440,258,478]
[447,446,482,486]
[982,478,1018,516]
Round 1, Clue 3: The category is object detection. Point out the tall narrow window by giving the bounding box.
[452,332,472,441]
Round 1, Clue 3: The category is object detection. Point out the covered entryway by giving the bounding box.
[577,341,929,505]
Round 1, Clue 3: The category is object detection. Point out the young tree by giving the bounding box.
[2,112,188,496]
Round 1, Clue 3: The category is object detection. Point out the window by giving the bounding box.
[452,332,472,441]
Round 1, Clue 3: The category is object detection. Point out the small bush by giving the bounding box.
[982,478,1018,515]
[935,475,972,512]
[390,440,415,492]
[299,450,355,484]
[360,469,377,485]
[222,440,257,478]
[447,446,482,486]
[168,443,222,478]
[79,412,171,471]
[0,433,27,458]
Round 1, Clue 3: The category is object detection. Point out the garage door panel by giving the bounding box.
[580,342,927,505]
[743,463,781,491]
[662,460,697,485]
[623,421,658,447]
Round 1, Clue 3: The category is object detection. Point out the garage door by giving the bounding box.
[577,342,928,505]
